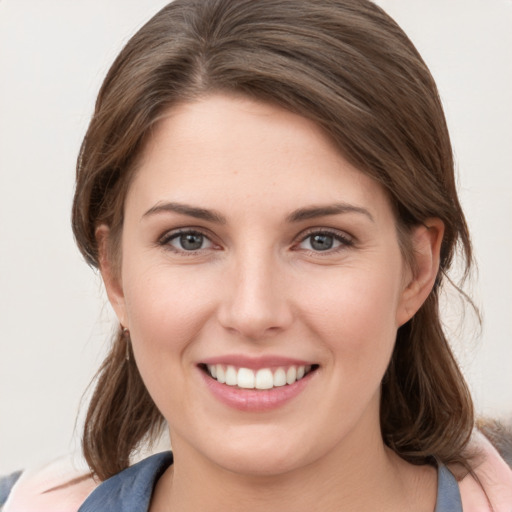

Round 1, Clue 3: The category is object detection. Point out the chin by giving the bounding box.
[196,426,317,478]
[211,446,306,478]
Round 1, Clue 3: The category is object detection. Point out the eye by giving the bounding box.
[160,230,214,252]
[297,230,353,252]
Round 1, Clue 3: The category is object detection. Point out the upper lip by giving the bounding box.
[200,355,317,370]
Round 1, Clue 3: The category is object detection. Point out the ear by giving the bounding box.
[96,225,128,328]
[396,218,445,327]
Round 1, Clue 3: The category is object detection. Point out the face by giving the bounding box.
[102,94,436,477]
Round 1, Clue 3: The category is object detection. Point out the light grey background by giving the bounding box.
[1,0,511,475]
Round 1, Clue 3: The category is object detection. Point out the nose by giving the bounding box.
[217,252,293,340]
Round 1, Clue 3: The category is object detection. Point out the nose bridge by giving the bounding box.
[219,245,292,339]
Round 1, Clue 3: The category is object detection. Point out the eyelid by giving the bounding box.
[156,226,354,254]
[158,227,220,253]
[293,227,355,252]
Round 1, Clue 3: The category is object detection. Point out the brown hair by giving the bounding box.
[72,0,474,480]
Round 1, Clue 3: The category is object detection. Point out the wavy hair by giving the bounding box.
[72,0,474,480]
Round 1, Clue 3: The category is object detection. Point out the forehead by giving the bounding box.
[126,93,392,220]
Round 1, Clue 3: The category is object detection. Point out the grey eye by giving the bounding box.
[178,232,205,250]
[309,234,334,251]
[297,231,352,253]
[164,231,213,252]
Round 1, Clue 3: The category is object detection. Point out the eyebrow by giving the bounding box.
[286,203,374,223]
[142,201,374,224]
[142,202,227,224]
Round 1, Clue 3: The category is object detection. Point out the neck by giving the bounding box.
[150,422,436,512]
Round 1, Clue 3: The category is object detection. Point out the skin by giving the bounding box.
[98,94,444,511]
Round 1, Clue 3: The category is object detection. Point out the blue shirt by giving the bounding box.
[78,452,462,511]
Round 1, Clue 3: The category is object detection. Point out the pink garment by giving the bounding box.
[5,435,512,511]
[3,456,98,512]
[459,431,512,512]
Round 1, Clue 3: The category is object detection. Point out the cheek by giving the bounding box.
[120,257,217,367]
[120,264,217,419]
[299,261,404,367]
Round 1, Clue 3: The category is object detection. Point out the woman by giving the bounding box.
[4,0,512,510]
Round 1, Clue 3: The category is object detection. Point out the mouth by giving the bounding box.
[199,363,319,390]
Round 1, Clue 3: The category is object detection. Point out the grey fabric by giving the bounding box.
[78,452,173,512]
[0,470,22,510]
[435,464,463,512]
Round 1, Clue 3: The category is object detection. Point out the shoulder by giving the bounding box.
[458,429,512,512]
[1,471,22,509]
[2,456,98,512]
[78,452,173,512]
[2,451,173,512]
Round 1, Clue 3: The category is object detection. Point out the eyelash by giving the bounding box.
[157,228,354,255]
[294,228,354,254]
[158,229,216,254]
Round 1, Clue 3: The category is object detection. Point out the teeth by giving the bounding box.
[255,368,273,389]
[286,366,297,385]
[225,365,237,386]
[273,368,287,387]
[237,367,255,389]
[216,365,226,384]
[206,364,313,389]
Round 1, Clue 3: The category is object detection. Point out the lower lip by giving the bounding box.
[200,369,315,412]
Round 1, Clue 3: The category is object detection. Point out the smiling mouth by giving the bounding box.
[200,364,319,390]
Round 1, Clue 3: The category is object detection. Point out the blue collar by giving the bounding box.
[80,451,461,511]
[435,463,463,512]
[78,452,173,512]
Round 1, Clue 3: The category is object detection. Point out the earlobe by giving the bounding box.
[96,225,128,327]
[396,218,445,327]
